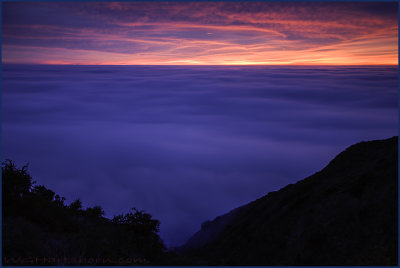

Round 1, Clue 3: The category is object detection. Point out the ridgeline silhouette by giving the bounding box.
[2,136,398,265]
[180,136,398,265]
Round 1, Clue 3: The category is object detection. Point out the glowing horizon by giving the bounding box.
[2,2,398,65]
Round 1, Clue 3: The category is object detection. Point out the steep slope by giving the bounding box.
[183,205,246,249]
[182,137,398,265]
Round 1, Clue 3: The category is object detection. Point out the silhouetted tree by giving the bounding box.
[31,185,55,201]
[54,194,66,207]
[69,199,83,211]
[112,208,160,234]
[2,160,33,205]
[86,205,104,218]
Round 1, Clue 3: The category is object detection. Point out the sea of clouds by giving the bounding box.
[2,65,397,246]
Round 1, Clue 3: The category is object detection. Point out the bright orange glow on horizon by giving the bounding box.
[2,2,398,65]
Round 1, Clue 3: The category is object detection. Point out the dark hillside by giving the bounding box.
[2,160,166,266]
[182,137,398,265]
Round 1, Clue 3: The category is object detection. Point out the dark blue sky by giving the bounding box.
[2,65,397,246]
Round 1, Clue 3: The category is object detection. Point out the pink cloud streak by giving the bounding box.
[2,2,398,65]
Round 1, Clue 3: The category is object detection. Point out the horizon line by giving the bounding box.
[2,63,398,67]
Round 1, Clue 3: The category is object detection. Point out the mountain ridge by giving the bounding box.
[181,136,398,265]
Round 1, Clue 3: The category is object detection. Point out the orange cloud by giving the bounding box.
[2,2,398,65]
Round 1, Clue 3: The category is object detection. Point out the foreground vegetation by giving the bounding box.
[2,160,174,265]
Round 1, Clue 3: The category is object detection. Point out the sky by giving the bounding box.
[2,2,398,65]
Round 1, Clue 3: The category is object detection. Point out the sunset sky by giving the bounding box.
[2,2,398,65]
[2,1,398,246]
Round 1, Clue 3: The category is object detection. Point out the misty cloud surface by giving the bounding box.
[2,65,397,246]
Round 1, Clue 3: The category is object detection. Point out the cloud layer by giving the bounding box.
[2,2,398,65]
[2,65,398,246]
